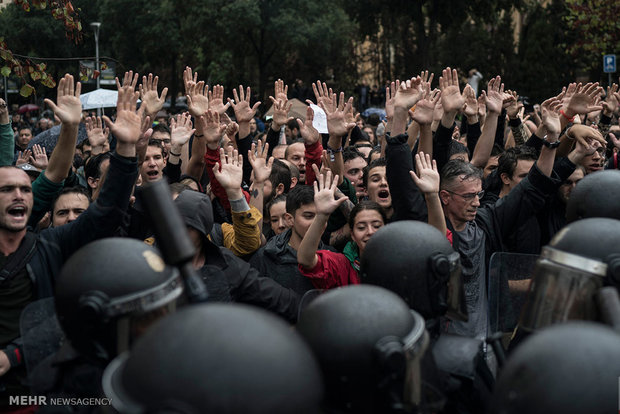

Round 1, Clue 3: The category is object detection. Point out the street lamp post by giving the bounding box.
[90,22,101,116]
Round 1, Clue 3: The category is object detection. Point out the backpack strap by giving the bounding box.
[0,232,37,286]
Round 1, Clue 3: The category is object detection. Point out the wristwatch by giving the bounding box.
[542,136,561,149]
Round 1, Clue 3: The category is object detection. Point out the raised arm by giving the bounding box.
[248,139,274,223]
[297,171,346,269]
[321,93,356,185]
[214,146,262,256]
[43,74,82,182]
[538,97,563,177]
[470,76,507,168]
[102,73,143,158]
[411,86,441,156]
[168,112,195,166]
[409,152,445,236]
[229,85,261,140]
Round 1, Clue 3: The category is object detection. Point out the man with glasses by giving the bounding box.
[438,132,561,338]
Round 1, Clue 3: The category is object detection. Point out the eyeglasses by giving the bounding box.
[154,138,171,144]
[445,189,484,201]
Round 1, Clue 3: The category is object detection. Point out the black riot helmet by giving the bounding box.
[566,170,620,222]
[360,221,467,321]
[103,303,323,414]
[55,238,183,362]
[492,322,620,414]
[296,285,430,413]
[518,218,620,332]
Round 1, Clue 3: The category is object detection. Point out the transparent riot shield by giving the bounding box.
[487,252,539,334]
[19,298,64,376]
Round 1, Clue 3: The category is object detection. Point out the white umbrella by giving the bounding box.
[80,88,118,110]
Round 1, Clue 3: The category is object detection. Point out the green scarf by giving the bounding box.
[343,241,361,273]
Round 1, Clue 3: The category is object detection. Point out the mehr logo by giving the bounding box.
[10,395,112,406]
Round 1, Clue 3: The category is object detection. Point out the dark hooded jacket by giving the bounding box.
[174,190,301,322]
[249,229,333,296]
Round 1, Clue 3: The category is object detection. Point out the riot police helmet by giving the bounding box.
[492,322,620,414]
[55,238,183,361]
[296,285,430,413]
[360,220,467,321]
[103,303,324,413]
[566,170,620,222]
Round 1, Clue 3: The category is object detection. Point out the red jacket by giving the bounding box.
[298,250,360,290]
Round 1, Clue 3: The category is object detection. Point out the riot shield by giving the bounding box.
[487,252,539,334]
[19,298,64,376]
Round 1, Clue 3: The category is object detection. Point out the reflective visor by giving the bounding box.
[518,247,605,332]
[403,310,430,407]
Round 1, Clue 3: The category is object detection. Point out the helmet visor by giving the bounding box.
[403,311,430,407]
[518,247,605,333]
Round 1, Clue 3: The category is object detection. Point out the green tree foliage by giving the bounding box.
[564,0,620,72]
[0,0,90,97]
[99,0,356,105]
[346,0,521,82]
[513,0,577,103]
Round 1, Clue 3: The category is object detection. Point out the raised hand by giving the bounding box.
[409,152,439,194]
[135,113,153,159]
[85,116,109,148]
[420,70,434,87]
[43,74,82,125]
[310,80,334,112]
[411,87,441,125]
[481,75,505,114]
[274,79,288,102]
[225,121,239,141]
[568,124,606,152]
[183,66,198,96]
[197,110,227,150]
[565,82,604,116]
[139,73,168,116]
[393,76,424,110]
[249,139,274,184]
[30,144,48,170]
[439,67,464,113]
[208,84,230,115]
[270,96,292,130]
[0,99,8,124]
[186,81,209,118]
[102,74,144,156]
[477,95,486,119]
[541,97,562,136]
[384,80,400,121]
[297,105,321,145]
[313,170,346,216]
[320,92,356,138]
[229,85,261,123]
[505,90,522,119]
[119,70,139,95]
[213,147,243,193]
[15,149,31,166]
[462,84,478,118]
[170,112,195,149]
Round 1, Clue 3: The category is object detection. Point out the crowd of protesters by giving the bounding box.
[0,64,619,412]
